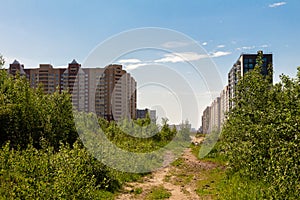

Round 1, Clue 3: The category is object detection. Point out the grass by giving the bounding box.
[191,143,227,165]
[191,143,271,200]
[164,172,194,186]
[170,157,184,167]
[145,186,171,200]
[116,142,273,199]
[217,174,271,200]
[195,169,270,200]
[195,167,225,198]
[133,187,143,195]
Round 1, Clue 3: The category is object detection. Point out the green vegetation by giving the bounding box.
[203,51,300,199]
[170,157,184,167]
[134,187,143,195]
[195,168,225,198]
[2,50,299,199]
[217,174,271,200]
[0,68,77,150]
[0,142,115,199]
[145,186,171,200]
[0,55,4,68]
[0,55,190,199]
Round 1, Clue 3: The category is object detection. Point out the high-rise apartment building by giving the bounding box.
[220,86,229,128]
[201,106,211,134]
[96,64,136,121]
[136,108,157,123]
[7,60,137,121]
[28,64,65,94]
[8,60,26,77]
[201,51,273,134]
[228,51,272,108]
[210,97,221,133]
[83,67,105,113]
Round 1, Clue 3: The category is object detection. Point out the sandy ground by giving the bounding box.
[116,138,218,200]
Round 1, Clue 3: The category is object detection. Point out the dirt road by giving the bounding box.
[116,145,219,200]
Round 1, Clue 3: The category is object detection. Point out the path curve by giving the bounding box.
[116,144,218,200]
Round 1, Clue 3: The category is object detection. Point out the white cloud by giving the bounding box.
[236,46,256,51]
[154,52,208,63]
[236,44,269,51]
[202,42,208,46]
[153,51,231,63]
[161,41,189,48]
[210,51,232,58]
[217,44,225,48]
[269,2,287,8]
[118,58,141,64]
[117,58,150,70]
[124,63,148,70]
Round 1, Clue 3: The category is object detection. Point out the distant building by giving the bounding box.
[7,60,137,121]
[228,51,272,108]
[8,60,26,77]
[28,64,65,94]
[136,108,156,123]
[210,97,221,133]
[96,64,136,121]
[170,123,192,131]
[201,51,273,134]
[201,106,211,134]
[220,85,229,128]
[198,126,203,133]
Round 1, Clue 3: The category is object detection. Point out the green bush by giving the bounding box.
[221,52,300,199]
[0,55,191,198]
[0,142,118,199]
[0,69,77,150]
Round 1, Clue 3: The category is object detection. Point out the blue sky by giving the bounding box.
[1,0,299,128]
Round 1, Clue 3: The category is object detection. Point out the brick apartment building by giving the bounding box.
[7,60,137,121]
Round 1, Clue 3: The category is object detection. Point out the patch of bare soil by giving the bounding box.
[116,145,219,200]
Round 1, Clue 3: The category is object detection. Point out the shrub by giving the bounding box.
[221,63,300,198]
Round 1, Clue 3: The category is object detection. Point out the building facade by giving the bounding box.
[210,97,221,133]
[228,51,272,108]
[96,64,137,121]
[136,108,157,123]
[7,60,137,121]
[201,106,211,134]
[201,51,273,134]
[220,85,229,128]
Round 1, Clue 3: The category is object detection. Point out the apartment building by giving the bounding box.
[220,86,229,128]
[7,60,137,121]
[201,51,273,134]
[28,64,65,94]
[96,64,137,121]
[8,60,26,77]
[201,106,211,134]
[136,108,157,123]
[228,51,272,108]
[210,97,221,133]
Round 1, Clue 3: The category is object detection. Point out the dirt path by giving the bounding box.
[116,144,218,200]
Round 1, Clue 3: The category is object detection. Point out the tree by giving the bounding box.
[221,58,300,198]
[0,54,4,68]
[0,56,77,149]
